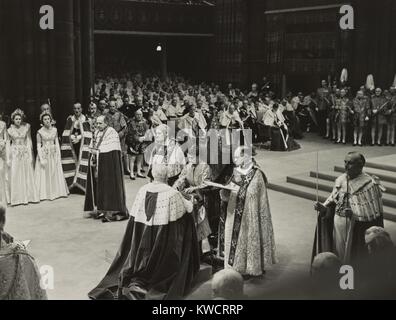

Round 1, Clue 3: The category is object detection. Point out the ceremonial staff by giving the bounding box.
[310,151,320,275]
[278,124,288,151]
[375,100,390,114]
[89,130,99,216]
[344,172,350,262]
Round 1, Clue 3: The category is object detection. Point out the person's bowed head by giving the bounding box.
[311,252,341,275]
[212,269,245,300]
[365,227,394,255]
[311,252,342,291]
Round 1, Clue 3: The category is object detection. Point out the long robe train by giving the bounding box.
[88,213,200,300]
[270,127,286,151]
[270,127,301,152]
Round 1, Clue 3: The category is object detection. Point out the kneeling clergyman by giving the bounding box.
[313,152,384,264]
[84,115,128,222]
[88,164,200,300]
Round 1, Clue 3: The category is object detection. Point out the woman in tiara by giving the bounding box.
[35,112,69,201]
[40,103,56,127]
[6,109,39,206]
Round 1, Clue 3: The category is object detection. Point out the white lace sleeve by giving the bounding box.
[181,196,193,213]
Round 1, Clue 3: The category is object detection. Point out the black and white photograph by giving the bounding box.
[1,0,396,304]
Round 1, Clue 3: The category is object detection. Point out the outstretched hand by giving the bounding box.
[185,186,197,194]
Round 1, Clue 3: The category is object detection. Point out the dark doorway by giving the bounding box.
[94,33,213,81]
[287,74,321,95]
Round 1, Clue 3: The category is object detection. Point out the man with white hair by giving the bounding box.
[88,164,200,300]
[212,269,244,300]
[84,115,128,222]
[365,226,393,255]
[311,252,341,275]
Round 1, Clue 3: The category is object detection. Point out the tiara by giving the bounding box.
[40,111,53,122]
[11,108,25,120]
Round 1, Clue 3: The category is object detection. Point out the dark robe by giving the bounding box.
[311,204,336,271]
[84,127,128,218]
[88,182,200,300]
[270,126,286,151]
[311,204,383,268]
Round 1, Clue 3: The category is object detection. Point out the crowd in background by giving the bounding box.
[2,71,396,300]
[89,73,396,153]
[2,72,396,203]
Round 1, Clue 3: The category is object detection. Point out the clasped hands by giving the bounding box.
[71,134,82,144]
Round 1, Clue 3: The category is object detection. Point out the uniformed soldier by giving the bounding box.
[352,91,370,146]
[370,88,389,146]
[388,87,396,146]
[334,89,352,144]
[316,80,331,137]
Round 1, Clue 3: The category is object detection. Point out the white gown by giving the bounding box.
[7,123,40,206]
[0,120,7,204]
[35,127,69,201]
